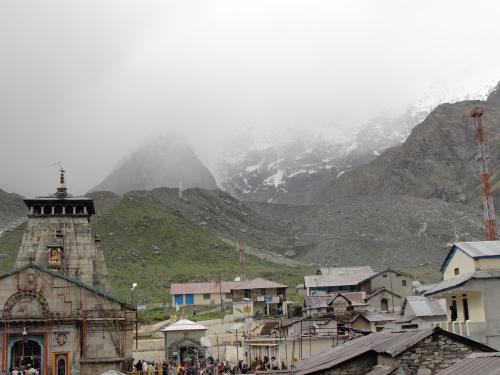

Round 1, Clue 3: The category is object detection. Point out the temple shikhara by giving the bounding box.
[0,169,136,375]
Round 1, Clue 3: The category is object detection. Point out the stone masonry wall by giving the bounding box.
[321,354,377,375]
[394,333,479,374]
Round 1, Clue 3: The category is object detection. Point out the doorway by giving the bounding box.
[54,353,69,375]
[381,298,389,312]
[9,338,43,373]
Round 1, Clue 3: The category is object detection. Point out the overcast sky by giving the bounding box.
[1,0,500,196]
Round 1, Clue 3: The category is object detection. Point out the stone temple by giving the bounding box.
[0,169,136,375]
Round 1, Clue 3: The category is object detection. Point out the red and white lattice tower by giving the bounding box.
[471,107,498,240]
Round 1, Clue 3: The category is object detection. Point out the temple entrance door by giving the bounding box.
[10,338,42,373]
[54,353,69,375]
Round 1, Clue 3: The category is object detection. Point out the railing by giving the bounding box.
[433,320,488,341]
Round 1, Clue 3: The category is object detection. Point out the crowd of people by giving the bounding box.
[7,364,38,375]
[132,355,288,375]
[132,357,259,375]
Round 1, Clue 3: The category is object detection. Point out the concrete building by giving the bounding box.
[170,281,237,307]
[0,171,135,375]
[162,319,207,364]
[425,241,500,350]
[171,278,288,316]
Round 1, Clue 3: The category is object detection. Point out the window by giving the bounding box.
[203,293,210,300]
[260,288,267,296]
[382,274,387,278]
[244,290,251,299]
[402,280,407,287]
[225,293,232,299]
[454,268,460,276]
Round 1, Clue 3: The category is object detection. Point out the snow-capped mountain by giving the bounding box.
[215,85,493,204]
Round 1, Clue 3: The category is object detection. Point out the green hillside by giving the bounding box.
[0,197,312,304]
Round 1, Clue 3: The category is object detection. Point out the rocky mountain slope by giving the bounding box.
[319,85,500,210]
[0,189,26,232]
[92,136,218,195]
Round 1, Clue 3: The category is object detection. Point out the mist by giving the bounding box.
[1,0,500,196]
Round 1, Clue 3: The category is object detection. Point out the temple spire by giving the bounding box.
[56,167,67,197]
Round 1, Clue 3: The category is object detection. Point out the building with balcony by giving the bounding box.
[170,278,288,315]
[425,241,500,350]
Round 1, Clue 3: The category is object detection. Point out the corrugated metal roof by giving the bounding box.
[403,296,446,318]
[319,266,374,276]
[162,319,207,332]
[455,241,500,258]
[436,353,500,375]
[171,278,287,295]
[231,277,288,290]
[304,272,377,289]
[358,312,400,323]
[304,292,366,308]
[424,270,500,296]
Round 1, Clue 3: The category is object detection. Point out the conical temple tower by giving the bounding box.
[15,168,109,290]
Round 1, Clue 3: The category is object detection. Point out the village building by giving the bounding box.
[0,170,136,375]
[162,319,208,364]
[287,328,495,375]
[398,296,447,329]
[303,267,415,313]
[170,281,238,307]
[349,311,400,333]
[302,292,367,317]
[425,240,500,350]
[171,278,288,316]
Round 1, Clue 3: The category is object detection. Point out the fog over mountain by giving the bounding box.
[1,0,500,196]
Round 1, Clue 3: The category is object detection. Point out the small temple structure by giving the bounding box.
[0,169,136,375]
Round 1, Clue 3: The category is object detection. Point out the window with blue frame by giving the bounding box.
[175,295,184,305]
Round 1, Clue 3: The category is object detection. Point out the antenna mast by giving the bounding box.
[239,241,246,281]
[471,107,498,240]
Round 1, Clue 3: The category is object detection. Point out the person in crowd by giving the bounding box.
[271,357,279,370]
[142,359,148,375]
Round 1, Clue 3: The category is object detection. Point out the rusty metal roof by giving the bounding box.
[170,277,287,295]
[436,353,500,375]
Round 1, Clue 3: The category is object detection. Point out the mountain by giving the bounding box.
[0,189,26,231]
[319,84,500,210]
[215,104,433,205]
[92,136,218,195]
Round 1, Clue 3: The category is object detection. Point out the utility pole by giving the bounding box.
[219,273,223,312]
[239,241,246,281]
[471,107,498,240]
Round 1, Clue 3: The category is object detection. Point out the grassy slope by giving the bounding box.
[92,197,313,304]
[0,224,24,274]
[0,199,312,305]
